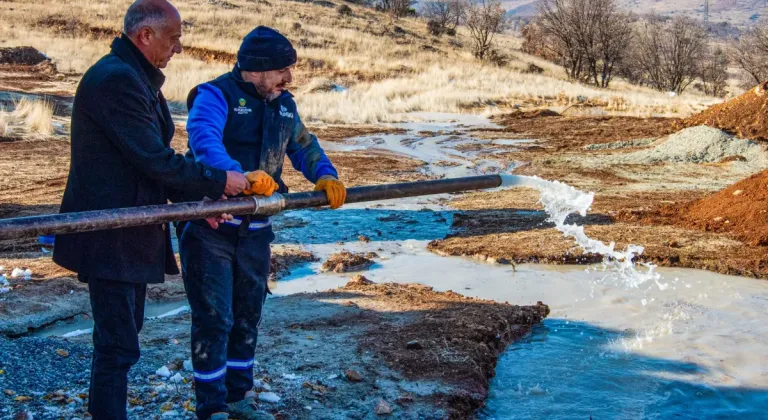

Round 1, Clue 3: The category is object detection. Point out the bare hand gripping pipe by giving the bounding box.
[0,175,522,240]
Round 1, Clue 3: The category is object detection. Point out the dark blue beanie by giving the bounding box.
[237,26,297,72]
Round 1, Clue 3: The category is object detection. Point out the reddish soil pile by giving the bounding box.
[618,170,768,246]
[680,170,768,246]
[683,82,768,141]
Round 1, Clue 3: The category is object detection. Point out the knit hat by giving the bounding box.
[237,26,297,72]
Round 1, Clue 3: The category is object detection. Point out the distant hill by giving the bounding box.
[504,0,768,25]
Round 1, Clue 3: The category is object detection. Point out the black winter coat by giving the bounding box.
[53,35,227,284]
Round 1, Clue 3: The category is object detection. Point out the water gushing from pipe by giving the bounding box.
[501,174,663,288]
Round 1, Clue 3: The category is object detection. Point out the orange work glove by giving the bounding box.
[243,170,279,197]
[314,176,346,209]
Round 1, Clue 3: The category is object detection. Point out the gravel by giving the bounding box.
[597,126,768,167]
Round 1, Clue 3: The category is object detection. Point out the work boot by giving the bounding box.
[210,414,229,420]
[227,391,274,420]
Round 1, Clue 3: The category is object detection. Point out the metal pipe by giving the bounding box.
[0,175,502,240]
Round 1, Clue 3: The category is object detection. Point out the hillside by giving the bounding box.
[0,0,716,123]
[506,0,768,24]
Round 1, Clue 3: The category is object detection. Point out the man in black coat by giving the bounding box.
[52,1,248,418]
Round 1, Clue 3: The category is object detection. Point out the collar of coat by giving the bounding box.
[111,34,166,93]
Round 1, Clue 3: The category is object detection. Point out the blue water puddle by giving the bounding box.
[482,319,768,419]
[272,207,454,245]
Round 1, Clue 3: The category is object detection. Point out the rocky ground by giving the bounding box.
[0,277,549,419]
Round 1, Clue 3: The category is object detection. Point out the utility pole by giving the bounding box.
[704,0,709,23]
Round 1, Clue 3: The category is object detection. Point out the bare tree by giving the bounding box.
[423,0,466,35]
[536,0,632,87]
[699,46,729,97]
[632,16,707,94]
[465,0,507,60]
[730,26,768,86]
[374,0,416,17]
[594,6,633,87]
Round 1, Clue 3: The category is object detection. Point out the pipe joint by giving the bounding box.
[252,193,285,216]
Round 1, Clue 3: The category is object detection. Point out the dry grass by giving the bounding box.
[0,0,720,123]
[0,98,54,137]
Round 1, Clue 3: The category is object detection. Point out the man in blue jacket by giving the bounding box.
[180,26,346,420]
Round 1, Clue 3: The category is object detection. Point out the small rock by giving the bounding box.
[375,399,393,415]
[56,349,70,358]
[713,216,723,222]
[345,369,363,382]
[733,190,743,196]
[358,235,370,243]
[183,360,193,372]
[4,389,14,396]
[258,392,281,403]
[406,340,423,350]
[155,366,172,378]
[170,373,183,383]
[282,373,299,380]
[253,379,272,391]
[11,268,32,280]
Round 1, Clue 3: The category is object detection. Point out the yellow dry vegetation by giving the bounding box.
[0,97,54,137]
[0,0,718,123]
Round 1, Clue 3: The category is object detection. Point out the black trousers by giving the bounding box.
[178,221,273,419]
[83,276,147,420]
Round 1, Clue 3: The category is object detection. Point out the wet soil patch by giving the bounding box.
[321,251,376,273]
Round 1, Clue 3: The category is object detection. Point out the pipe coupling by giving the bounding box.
[252,193,286,216]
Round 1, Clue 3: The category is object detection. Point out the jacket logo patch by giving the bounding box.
[279,105,294,119]
[234,98,251,115]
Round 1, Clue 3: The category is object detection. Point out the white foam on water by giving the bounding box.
[501,174,662,289]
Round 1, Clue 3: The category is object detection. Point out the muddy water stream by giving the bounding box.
[34,114,768,416]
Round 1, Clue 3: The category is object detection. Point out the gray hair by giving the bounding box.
[123,1,169,36]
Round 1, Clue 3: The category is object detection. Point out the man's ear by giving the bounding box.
[136,26,154,46]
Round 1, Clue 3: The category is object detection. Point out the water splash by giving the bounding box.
[501,174,662,288]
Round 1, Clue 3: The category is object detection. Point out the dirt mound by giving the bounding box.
[345,281,550,416]
[270,248,317,280]
[681,170,768,246]
[617,170,768,247]
[683,82,768,141]
[320,251,376,273]
[0,47,49,66]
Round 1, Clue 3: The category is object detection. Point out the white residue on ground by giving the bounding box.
[320,112,525,178]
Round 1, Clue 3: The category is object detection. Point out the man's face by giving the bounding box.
[139,13,182,68]
[244,66,294,101]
